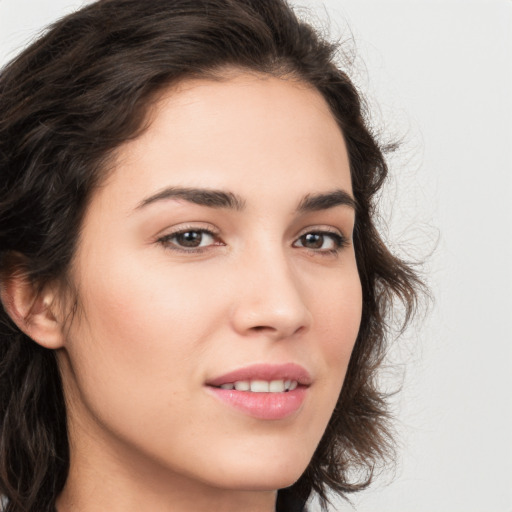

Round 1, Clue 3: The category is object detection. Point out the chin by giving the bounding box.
[205,450,311,492]
[219,472,304,493]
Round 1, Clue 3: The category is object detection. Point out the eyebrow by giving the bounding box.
[296,189,357,213]
[136,186,357,213]
[137,187,246,211]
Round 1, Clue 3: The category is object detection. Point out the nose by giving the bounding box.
[229,247,312,341]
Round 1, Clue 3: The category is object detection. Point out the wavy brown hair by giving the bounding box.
[0,1,422,511]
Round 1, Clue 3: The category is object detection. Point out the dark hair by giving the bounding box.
[0,1,422,511]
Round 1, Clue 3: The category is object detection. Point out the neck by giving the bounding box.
[56,408,277,512]
[57,451,277,512]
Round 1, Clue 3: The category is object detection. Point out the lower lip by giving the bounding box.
[207,387,307,420]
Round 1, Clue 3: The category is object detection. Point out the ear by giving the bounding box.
[0,270,65,349]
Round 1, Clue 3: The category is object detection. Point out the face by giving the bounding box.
[58,73,362,499]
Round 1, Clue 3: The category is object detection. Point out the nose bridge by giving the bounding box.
[230,236,312,339]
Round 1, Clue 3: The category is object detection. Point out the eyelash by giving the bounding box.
[157,226,348,256]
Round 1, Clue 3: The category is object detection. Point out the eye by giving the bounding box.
[158,228,221,252]
[293,231,347,254]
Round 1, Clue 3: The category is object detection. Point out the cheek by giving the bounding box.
[74,247,219,344]
[61,259,222,450]
[64,248,233,406]
[317,273,362,360]
[313,273,362,410]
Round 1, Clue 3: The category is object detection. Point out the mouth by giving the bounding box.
[213,379,299,393]
[206,362,312,388]
[205,363,311,420]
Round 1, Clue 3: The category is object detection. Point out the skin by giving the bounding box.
[48,73,363,512]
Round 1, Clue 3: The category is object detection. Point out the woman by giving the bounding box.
[0,1,420,511]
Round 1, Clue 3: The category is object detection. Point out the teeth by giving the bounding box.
[234,381,250,391]
[250,380,269,392]
[269,380,285,392]
[218,380,298,392]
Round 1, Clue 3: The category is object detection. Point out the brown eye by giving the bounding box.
[175,231,205,247]
[159,229,218,251]
[294,231,345,252]
[300,233,324,249]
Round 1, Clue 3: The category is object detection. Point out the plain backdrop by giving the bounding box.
[1,1,511,511]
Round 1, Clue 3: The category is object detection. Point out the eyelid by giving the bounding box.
[294,225,349,247]
[292,225,350,256]
[155,222,220,239]
[155,223,350,255]
[295,225,345,238]
[155,223,223,253]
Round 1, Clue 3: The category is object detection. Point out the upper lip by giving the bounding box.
[206,363,313,387]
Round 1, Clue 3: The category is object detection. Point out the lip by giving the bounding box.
[206,363,312,388]
[205,363,312,420]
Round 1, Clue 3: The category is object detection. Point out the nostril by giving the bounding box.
[251,326,274,332]
[249,324,306,336]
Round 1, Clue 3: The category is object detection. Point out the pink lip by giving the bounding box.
[205,363,311,420]
[206,363,312,387]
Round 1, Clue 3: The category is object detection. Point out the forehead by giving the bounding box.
[102,72,352,212]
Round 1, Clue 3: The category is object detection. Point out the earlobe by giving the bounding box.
[0,271,65,350]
